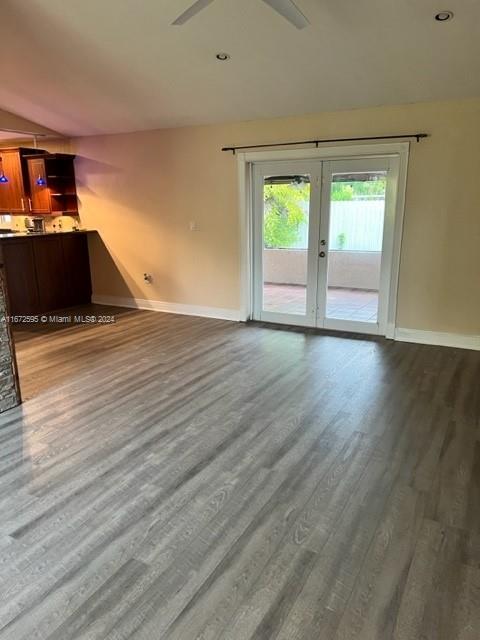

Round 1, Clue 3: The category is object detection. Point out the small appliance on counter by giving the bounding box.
[24,217,46,233]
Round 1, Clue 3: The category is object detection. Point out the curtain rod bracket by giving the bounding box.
[222,133,428,154]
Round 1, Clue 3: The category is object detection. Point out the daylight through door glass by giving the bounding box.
[326,171,387,323]
[262,174,310,316]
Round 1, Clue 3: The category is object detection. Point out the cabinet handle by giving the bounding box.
[21,198,26,211]
[28,198,32,212]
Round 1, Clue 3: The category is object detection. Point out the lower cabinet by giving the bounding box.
[1,238,40,315]
[33,235,68,311]
[61,234,92,307]
[2,233,92,316]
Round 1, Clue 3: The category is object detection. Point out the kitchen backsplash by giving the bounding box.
[0,214,82,233]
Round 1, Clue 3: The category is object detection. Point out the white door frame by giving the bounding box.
[237,142,410,338]
[252,159,322,327]
[318,156,398,336]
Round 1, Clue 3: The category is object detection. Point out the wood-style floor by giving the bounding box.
[1,306,479,640]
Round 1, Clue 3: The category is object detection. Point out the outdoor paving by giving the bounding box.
[263,283,378,321]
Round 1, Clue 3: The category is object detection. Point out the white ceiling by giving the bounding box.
[1,0,479,136]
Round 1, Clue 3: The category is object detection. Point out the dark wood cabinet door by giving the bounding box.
[2,233,92,317]
[32,236,68,311]
[0,151,27,214]
[27,157,51,214]
[1,239,39,314]
[61,234,92,306]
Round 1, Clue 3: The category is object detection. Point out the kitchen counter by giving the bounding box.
[0,230,95,240]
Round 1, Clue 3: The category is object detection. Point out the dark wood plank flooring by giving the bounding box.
[0,307,479,639]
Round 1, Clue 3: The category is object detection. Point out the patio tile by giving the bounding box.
[263,284,378,322]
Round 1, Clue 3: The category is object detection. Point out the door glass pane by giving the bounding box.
[262,175,310,315]
[326,171,387,323]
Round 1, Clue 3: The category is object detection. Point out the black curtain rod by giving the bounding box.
[221,133,428,154]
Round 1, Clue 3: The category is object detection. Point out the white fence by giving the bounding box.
[328,200,385,251]
[292,200,385,251]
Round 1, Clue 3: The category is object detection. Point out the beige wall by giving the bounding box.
[43,98,480,334]
[264,249,308,287]
[328,251,381,290]
[263,250,381,289]
[71,127,240,310]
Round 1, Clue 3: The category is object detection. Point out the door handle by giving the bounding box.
[319,251,326,258]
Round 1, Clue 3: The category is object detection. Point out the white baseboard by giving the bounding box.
[394,328,480,351]
[90,297,479,349]
[91,295,242,322]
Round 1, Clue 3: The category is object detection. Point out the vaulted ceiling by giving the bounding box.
[1,0,479,137]
[0,107,58,141]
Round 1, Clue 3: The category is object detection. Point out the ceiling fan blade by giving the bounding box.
[260,0,309,29]
[172,0,215,25]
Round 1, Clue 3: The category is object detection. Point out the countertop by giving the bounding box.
[0,230,95,240]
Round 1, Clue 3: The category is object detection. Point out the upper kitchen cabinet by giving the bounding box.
[27,153,79,215]
[0,147,45,214]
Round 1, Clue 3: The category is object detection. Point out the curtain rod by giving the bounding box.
[221,133,428,154]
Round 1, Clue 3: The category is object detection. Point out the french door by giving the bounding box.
[252,156,400,336]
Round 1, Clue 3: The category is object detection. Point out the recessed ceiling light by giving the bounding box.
[435,10,454,21]
[216,52,231,61]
